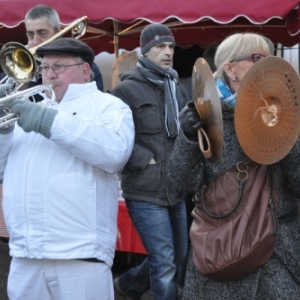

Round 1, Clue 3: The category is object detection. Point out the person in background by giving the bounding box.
[167,32,300,299]
[24,4,104,97]
[111,24,189,300]
[0,38,134,300]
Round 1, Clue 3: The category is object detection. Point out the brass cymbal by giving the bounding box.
[192,57,223,163]
[235,56,300,165]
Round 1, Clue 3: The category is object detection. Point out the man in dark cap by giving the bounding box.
[111,24,189,300]
[0,38,134,300]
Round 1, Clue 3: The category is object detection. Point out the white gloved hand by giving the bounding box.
[5,99,58,138]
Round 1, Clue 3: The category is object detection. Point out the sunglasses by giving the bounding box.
[230,54,265,64]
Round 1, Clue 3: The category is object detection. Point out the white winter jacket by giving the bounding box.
[0,82,134,267]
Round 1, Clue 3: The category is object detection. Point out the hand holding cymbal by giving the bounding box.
[192,57,223,163]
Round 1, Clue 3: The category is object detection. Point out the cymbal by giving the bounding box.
[192,57,223,163]
[235,56,300,165]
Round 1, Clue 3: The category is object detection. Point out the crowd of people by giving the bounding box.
[0,3,300,300]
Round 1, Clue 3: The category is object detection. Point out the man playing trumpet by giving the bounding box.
[0,38,134,300]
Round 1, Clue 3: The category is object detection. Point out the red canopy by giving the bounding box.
[0,0,300,53]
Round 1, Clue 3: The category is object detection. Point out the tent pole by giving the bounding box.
[113,21,120,58]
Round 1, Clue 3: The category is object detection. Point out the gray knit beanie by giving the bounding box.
[140,24,175,55]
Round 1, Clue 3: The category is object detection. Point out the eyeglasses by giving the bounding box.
[230,54,265,64]
[39,63,84,75]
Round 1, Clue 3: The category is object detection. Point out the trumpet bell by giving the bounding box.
[0,42,36,83]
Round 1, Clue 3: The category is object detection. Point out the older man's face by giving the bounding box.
[40,54,90,102]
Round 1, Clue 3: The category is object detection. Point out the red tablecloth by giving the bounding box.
[116,200,147,254]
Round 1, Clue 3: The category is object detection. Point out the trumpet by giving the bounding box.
[0,16,89,86]
[0,84,55,129]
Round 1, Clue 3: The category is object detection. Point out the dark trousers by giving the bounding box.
[0,238,10,300]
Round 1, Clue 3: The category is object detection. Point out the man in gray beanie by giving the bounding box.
[140,23,176,55]
[111,23,189,300]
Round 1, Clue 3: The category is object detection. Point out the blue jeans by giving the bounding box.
[118,199,188,300]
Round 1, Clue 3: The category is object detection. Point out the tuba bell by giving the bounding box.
[0,42,36,84]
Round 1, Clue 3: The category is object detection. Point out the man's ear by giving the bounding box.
[83,63,91,82]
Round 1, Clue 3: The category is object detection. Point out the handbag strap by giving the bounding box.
[198,161,273,220]
[201,164,247,219]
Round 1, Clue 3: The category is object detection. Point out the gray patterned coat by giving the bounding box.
[167,102,300,300]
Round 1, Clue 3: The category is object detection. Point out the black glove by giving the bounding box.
[179,101,204,140]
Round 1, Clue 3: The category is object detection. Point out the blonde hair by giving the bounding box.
[214,33,272,82]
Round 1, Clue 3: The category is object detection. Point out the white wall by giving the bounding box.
[94,48,141,92]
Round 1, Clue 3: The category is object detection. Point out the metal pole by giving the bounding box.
[113,21,120,58]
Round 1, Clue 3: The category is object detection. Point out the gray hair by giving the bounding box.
[214,33,272,82]
[25,4,60,33]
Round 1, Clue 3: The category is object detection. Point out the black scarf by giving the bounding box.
[137,57,180,138]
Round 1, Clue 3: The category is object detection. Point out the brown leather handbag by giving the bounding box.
[190,160,278,281]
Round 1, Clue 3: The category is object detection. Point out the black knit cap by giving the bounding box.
[36,38,95,67]
[140,24,175,55]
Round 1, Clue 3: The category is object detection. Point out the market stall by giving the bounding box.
[0,0,299,55]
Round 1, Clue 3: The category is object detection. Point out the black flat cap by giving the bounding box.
[36,38,95,67]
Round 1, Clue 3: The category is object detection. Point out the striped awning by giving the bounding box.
[0,0,299,53]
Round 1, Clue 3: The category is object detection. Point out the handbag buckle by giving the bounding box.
[237,161,249,181]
